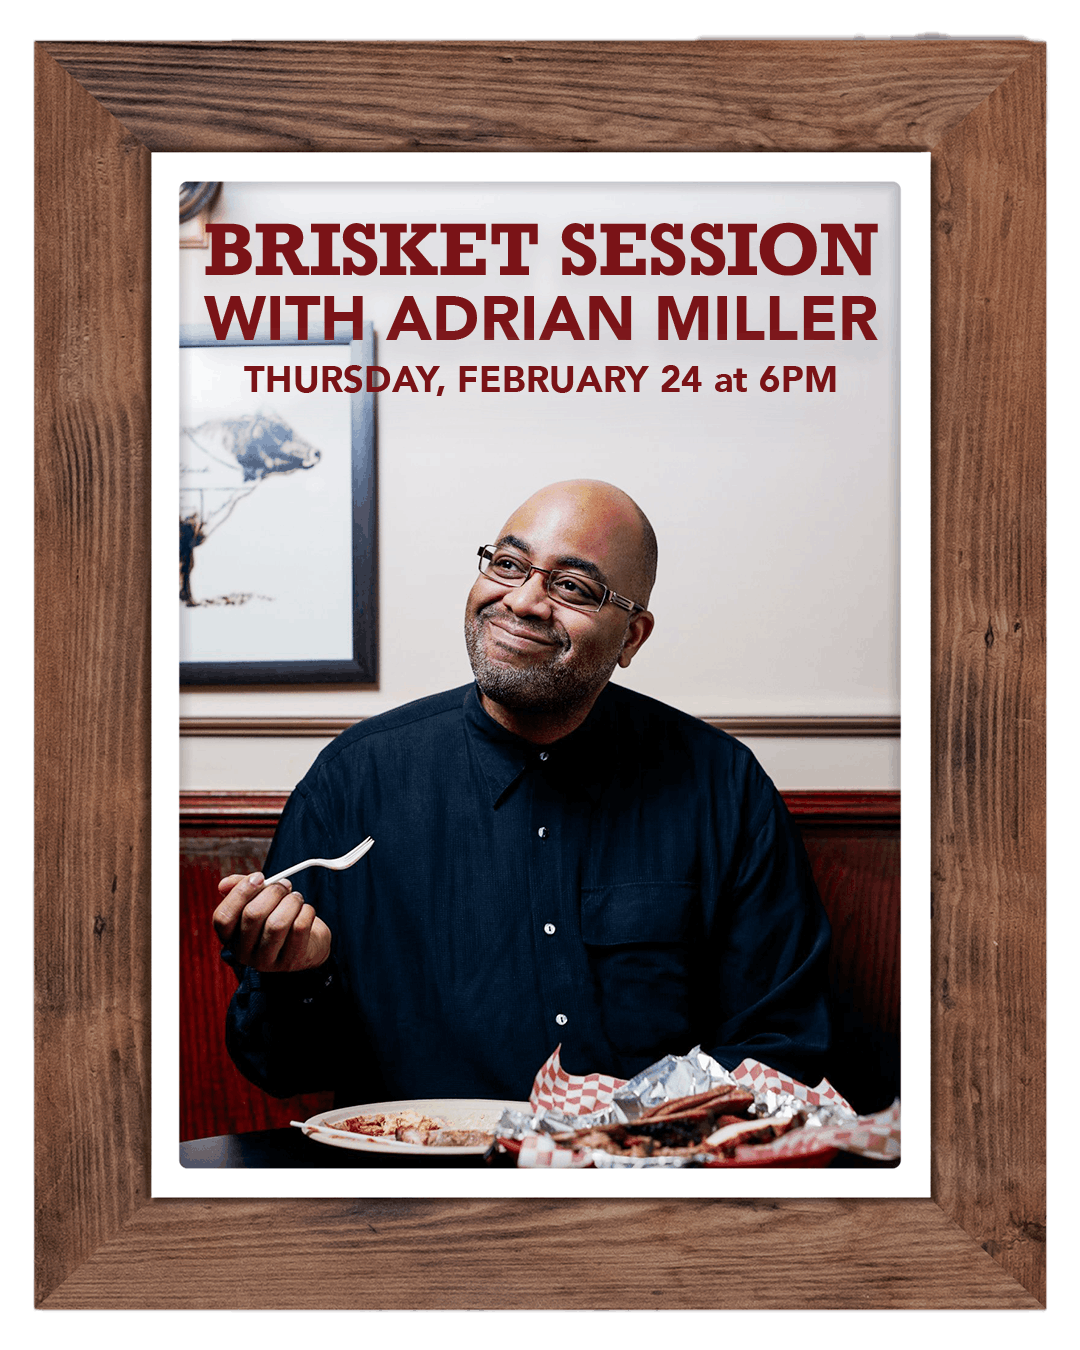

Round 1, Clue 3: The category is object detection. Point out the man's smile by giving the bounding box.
[483,614,562,654]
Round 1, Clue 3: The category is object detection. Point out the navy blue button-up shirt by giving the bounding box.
[224,682,831,1103]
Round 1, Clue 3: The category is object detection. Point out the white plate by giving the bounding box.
[298,1097,531,1156]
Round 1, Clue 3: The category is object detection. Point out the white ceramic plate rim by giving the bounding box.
[300,1097,531,1155]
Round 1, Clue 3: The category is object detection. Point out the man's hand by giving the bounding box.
[213,872,332,973]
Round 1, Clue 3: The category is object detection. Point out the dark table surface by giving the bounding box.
[180,1127,514,1168]
[180,1128,895,1169]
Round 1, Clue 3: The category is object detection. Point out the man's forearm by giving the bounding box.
[224,957,348,1098]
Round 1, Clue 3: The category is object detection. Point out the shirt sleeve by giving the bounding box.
[703,782,833,1087]
[222,781,364,1099]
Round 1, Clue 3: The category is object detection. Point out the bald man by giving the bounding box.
[216,481,831,1105]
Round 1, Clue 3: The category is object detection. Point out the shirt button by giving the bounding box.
[555,1013,568,1026]
[537,826,548,838]
[543,923,556,935]
[539,751,550,761]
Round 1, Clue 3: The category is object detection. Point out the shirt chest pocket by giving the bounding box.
[580,882,698,1063]
[580,882,697,945]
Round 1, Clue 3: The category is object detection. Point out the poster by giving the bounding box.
[155,153,929,1199]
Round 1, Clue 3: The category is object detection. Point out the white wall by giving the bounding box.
[179,179,900,790]
[180,733,899,792]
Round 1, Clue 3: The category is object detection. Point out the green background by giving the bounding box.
[8,0,1069,1344]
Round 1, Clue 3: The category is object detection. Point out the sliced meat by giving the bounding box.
[395,1127,494,1147]
[637,1085,755,1121]
[337,1113,387,1136]
[703,1116,799,1155]
[337,1111,443,1136]
[548,1085,801,1159]
[554,1086,756,1152]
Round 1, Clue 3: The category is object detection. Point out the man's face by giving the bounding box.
[464,483,653,718]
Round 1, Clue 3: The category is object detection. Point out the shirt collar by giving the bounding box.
[462,682,612,807]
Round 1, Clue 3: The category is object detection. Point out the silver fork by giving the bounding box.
[262,836,374,887]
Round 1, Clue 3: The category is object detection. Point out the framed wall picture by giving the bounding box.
[179,322,377,685]
[34,39,1046,1311]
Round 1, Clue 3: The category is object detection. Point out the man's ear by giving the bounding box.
[617,610,655,668]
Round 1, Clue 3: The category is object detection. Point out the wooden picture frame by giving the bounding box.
[179,321,378,686]
[35,40,1045,1309]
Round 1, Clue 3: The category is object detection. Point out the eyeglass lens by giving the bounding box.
[480,547,606,609]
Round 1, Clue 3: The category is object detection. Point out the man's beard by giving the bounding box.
[464,605,622,715]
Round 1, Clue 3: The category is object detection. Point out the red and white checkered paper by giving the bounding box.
[728,1056,857,1115]
[723,1097,901,1165]
[513,1046,900,1168]
[528,1043,627,1115]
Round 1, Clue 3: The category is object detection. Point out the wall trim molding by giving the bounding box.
[179,787,901,833]
[179,713,901,738]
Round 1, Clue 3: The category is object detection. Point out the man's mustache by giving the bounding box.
[477,603,567,649]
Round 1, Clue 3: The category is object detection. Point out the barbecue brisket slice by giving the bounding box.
[636,1085,755,1122]
[552,1086,756,1151]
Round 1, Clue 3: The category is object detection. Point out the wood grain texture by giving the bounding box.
[929,47,1047,1299]
[177,788,902,830]
[42,39,1035,154]
[35,39,1045,1309]
[42,1197,1040,1311]
[178,713,902,736]
[34,45,152,1304]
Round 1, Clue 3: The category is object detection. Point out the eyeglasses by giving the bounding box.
[477,545,645,614]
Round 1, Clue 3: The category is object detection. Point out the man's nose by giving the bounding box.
[502,568,553,618]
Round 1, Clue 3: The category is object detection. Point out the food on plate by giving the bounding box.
[549,1084,800,1159]
[336,1109,445,1137]
[328,1103,508,1148]
[395,1127,495,1147]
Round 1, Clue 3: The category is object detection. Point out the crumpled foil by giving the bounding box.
[747,1083,856,1131]
[494,1045,861,1167]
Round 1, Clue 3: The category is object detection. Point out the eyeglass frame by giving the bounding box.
[476,544,646,615]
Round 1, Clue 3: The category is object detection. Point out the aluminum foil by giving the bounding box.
[494,1045,859,1166]
[748,1084,856,1130]
[613,1045,739,1119]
